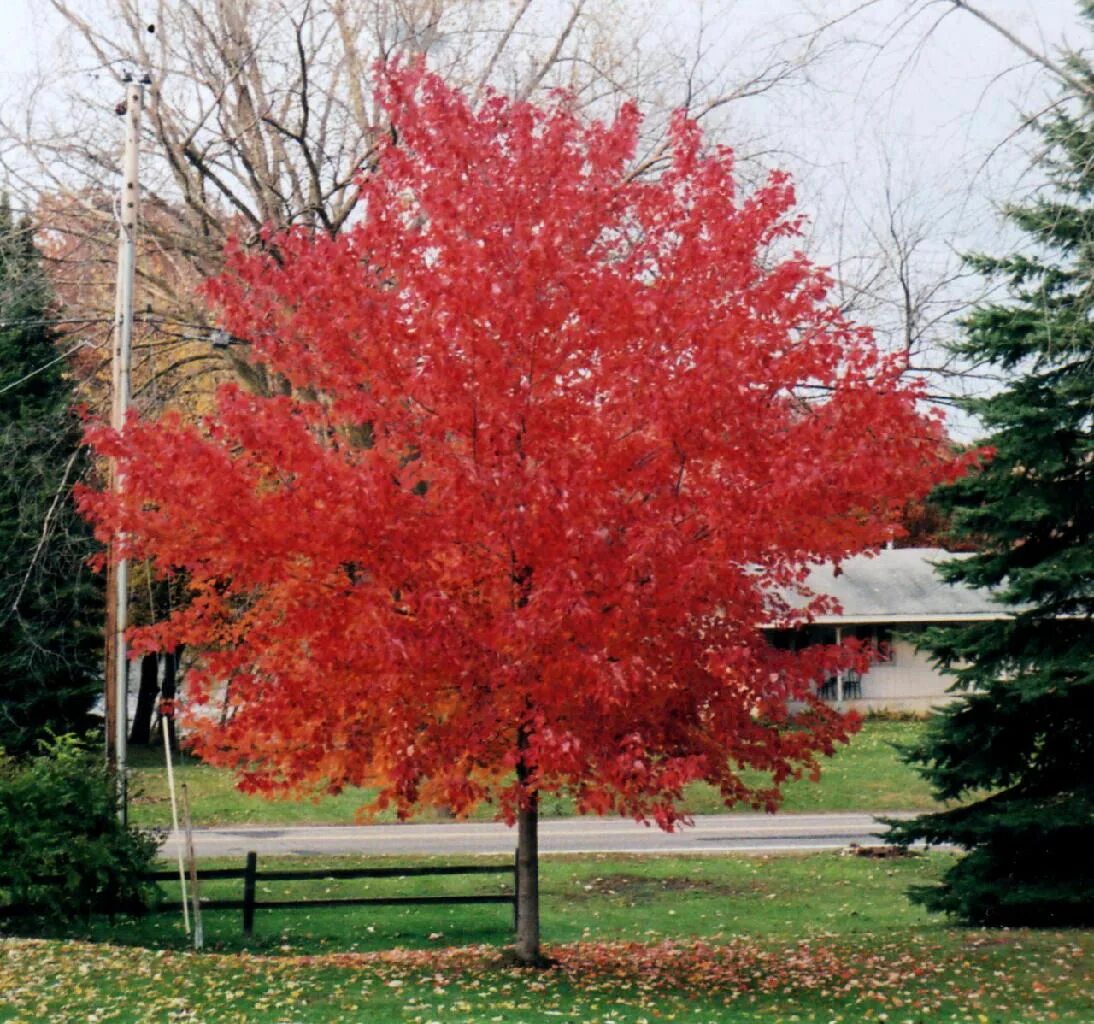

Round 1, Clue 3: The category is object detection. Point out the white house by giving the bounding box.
[769,547,1006,713]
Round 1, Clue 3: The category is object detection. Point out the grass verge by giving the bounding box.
[127,719,937,828]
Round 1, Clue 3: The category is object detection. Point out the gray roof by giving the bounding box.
[791,548,1006,624]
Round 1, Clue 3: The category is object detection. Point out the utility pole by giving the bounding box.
[105,73,144,824]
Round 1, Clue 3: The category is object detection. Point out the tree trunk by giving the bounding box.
[157,649,181,751]
[514,787,544,966]
[129,654,159,745]
[513,742,552,967]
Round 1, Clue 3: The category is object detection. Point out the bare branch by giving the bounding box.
[945,0,1093,99]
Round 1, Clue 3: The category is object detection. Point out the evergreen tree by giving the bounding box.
[0,198,101,753]
[886,33,1094,926]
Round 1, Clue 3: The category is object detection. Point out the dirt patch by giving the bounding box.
[844,843,917,859]
[129,794,168,806]
[962,934,1026,949]
[567,873,757,899]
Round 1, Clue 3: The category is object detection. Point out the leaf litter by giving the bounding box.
[2,932,1090,1023]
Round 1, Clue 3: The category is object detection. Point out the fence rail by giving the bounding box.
[152,850,519,935]
[1,850,520,937]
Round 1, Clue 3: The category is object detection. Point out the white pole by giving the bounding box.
[112,76,143,823]
[162,690,191,936]
[181,783,204,951]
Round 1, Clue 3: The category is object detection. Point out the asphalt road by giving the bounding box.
[162,812,909,860]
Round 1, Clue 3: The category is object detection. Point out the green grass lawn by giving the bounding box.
[2,851,1090,1023]
[128,719,938,828]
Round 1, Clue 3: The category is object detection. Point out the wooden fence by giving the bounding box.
[1,851,519,937]
[149,851,519,935]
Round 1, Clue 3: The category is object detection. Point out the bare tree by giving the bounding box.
[818,150,1001,407]
[1,0,829,410]
[785,0,1091,417]
[804,0,1090,97]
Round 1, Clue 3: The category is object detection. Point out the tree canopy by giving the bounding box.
[82,65,962,961]
[0,198,101,753]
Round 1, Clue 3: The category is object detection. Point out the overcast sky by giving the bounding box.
[1,1,1085,250]
[2,1,1084,207]
[0,0,1088,436]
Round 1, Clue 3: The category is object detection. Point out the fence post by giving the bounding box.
[243,851,258,936]
[512,847,520,933]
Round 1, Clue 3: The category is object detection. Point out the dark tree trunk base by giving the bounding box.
[496,948,559,969]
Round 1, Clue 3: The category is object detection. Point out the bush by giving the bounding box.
[0,735,161,929]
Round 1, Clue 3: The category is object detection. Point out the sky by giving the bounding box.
[1,1,1085,248]
[2,1,1084,210]
[724,2,1086,238]
[0,0,1089,437]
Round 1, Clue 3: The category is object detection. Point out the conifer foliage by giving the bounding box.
[82,66,959,962]
[0,200,100,753]
[886,40,1094,925]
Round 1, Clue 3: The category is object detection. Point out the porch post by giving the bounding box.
[836,626,844,703]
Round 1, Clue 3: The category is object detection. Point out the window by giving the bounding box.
[853,625,895,665]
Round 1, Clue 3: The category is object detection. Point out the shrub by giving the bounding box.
[0,734,161,929]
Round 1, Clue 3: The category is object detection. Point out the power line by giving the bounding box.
[0,316,113,329]
[0,314,243,339]
[0,339,91,396]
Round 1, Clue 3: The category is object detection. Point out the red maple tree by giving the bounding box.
[82,65,964,964]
